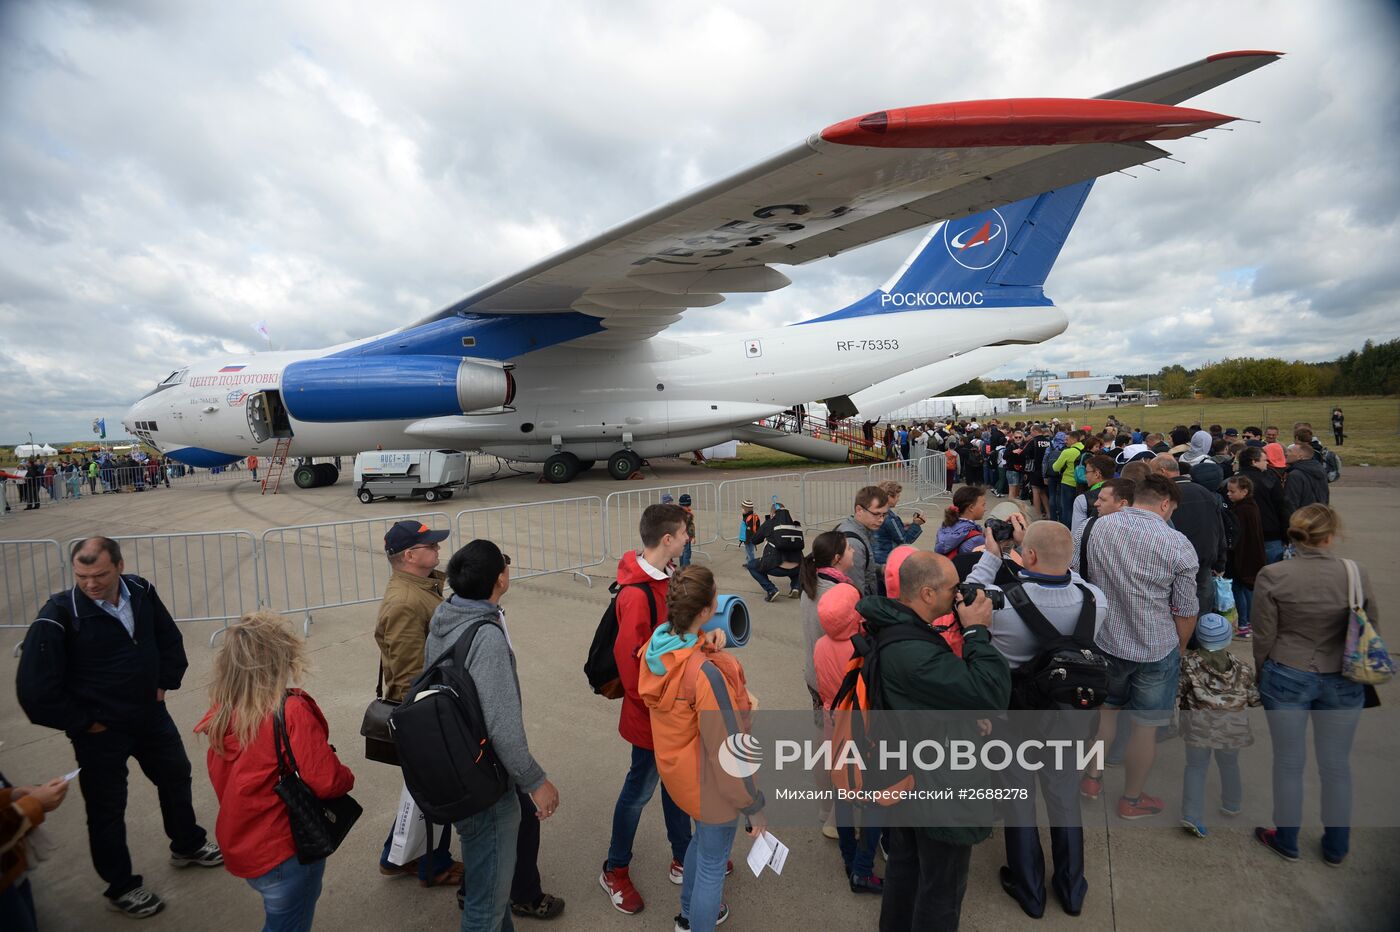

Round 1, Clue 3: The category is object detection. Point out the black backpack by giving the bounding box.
[1001,582,1109,710]
[389,620,509,823]
[584,581,656,699]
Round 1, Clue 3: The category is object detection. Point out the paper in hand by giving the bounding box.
[62,768,80,782]
[745,830,789,877]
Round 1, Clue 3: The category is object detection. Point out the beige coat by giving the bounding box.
[374,569,446,701]
[1253,547,1378,674]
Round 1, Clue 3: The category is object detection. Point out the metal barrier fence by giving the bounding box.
[798,464,876,530]
[66,531,261,646]
[1,539,66,655]
[716,474,805,546]
[454,497,605,586]
[868,455,947,504]
[603,482,718,559]
[260,512,451,636]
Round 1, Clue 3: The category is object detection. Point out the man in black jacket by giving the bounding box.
[16,538,222,919]
[745,504,805,602]
[1239,447,1292,563]
[1284,443,1330,509]
[1151,456,1225,616]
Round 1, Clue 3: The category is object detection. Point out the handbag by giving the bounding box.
[274,693,363,863]
[360,663,400,765]
[1341,559,1395,686]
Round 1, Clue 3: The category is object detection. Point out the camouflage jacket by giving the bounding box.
[1178,649,1260,750]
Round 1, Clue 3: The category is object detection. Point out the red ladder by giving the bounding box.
[261,438,293,494]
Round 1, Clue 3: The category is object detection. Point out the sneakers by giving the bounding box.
[787,588,800,599]
[1079,773,1103,800]
[1117,793,1164,820]
[668,859,733,885]
[1234,625,1253,640]
[849,872,884,895]
[764,590,781,603]
[1323,850,1347,868]
[170,841,223,868]
[674,904,728,930]
[107,887,165,919]
[1180,819,1208,838]
[1253,827,1300,862]
[600,864,644,914]
[1219,804,1243,818]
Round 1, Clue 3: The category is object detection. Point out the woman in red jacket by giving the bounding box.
[196,611,354,932]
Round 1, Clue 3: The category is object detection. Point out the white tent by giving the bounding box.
[14,443,57,457]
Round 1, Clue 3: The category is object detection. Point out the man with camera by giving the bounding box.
[966,515,1106,919]
[858,550,1010,932]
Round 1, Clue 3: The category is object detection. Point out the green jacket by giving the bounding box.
[1052,442,1084,481]
[856,596,1012,847]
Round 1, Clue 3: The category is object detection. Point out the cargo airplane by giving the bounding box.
[124,52,1278,485]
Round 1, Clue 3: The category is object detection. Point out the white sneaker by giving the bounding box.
[107,887,166,919]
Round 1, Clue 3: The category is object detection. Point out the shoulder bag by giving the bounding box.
[1341,559,1394,686]
[360,663,399,765]
[274,693,363,863]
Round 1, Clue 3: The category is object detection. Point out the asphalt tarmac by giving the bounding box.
[3,460,1398,931]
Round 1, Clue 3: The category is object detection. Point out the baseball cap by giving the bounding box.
[1195,612,1234,651]
[384,520,450,555]
[1115,443,1155,466]
[678,493,692,506]
[660,494,675,504]
[1224,427,1239,437]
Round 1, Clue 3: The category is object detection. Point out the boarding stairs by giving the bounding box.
[261,438,293,494]
[741,413,887,464]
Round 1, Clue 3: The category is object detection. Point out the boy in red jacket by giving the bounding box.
[600,503,695,914]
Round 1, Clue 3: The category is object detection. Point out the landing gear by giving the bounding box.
[577,460,596,473]
[314,463,339,486]
[543,453,582,484]
[293,465,318,489]
[607,450,642,481]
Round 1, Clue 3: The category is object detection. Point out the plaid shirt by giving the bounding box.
[1072,507,1199,662]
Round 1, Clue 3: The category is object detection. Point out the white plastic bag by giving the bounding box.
[387,783,428,866]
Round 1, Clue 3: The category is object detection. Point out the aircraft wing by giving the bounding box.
[417,51,1279,346]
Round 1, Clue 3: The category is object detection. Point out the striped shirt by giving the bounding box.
[1072,507,1199,663]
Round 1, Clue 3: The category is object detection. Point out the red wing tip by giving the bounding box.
[1206,49,1284,62]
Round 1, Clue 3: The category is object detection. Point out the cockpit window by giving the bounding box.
[159,369,188,387]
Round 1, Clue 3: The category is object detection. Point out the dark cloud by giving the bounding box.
[2,1,1399,441]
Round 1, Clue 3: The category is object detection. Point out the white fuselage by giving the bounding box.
[125,306,1065,463]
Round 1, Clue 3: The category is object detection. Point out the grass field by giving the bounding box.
[698,396,1400,471]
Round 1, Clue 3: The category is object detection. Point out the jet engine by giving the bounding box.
[281,356,514,423]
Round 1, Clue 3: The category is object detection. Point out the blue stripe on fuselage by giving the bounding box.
[327,312,604,361]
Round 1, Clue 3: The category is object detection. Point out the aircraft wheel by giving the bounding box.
[543,453,581,484]
[293,465,318,489]
[577,460,596,472]
[607,450,642,481]
[319,464,340,485]
[425,489,440,503]
[357,489,374,504]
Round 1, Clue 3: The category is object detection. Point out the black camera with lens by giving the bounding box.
[954,581,1005,610]
[984,517,1016,547]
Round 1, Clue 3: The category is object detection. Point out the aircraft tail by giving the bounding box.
[804,179,1094,322]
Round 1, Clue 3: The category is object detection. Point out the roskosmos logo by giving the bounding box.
[943,208,1008,271]
[718,733,763,778]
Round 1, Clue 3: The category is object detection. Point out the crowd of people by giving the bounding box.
[2,407,1379,932]
[0,452,194,512]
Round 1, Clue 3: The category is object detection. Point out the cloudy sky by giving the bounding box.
[2,0,1398,442]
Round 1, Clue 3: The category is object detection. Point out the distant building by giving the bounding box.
[1024,369,1057,394]
[1037,375,1126,402]
[1066,369,1091,379]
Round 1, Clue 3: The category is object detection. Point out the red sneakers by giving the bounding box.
[1079,773,1103,800]
[1117,793,1164,820]
[600,864,644,915]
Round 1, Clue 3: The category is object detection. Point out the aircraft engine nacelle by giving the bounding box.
[281,356,515,423]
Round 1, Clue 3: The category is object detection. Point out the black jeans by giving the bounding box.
[70,706,207,898]
[998,716,1088,916]
[879,828,970,932]
[511,788,543,904]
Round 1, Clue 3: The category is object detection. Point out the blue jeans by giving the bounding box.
[1263,539,1286,564]
[680,542,692,567]
[835,802,881,878]
[679,819,738,932]
[742,542,755,565]
[1232,582,1254,629]
[1058,483,1077,529]
[1181,745,1242,825]
[607,744,692,869]
[245,854,325,932]
[0,878,37,932]
[745,561,799,597]
[1104,647,1181,727]
[1047,476,1061,521]
[455,789,520,932]
[1259,660,1364,860]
